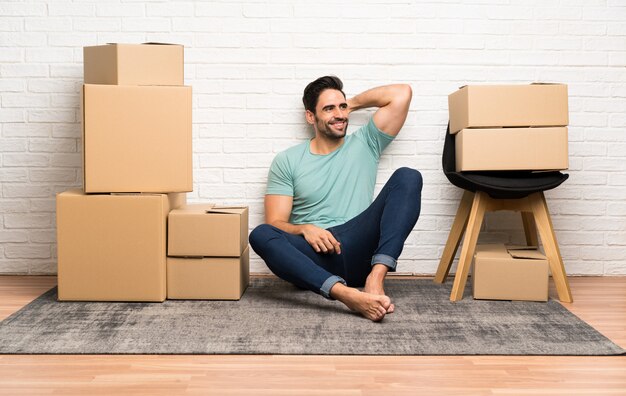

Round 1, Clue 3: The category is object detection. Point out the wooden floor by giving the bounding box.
[0,276,624,396]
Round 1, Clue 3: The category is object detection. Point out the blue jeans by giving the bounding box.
[249,167,422,299]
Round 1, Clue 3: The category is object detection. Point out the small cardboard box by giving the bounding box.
[472,244,549,302]
[167,247,250,300]
[56,189,185,302]
[82,84,192,193]
[83,43,184,86]
[168,204,249,257]
[455,127,569,172]
[448,84,569,134]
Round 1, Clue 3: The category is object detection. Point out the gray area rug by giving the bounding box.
[0,278,623,355]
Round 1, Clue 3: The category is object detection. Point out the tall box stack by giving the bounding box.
[56,44,192,302]
[82,44,192,193]
[448,83,569,172]
[448,83,569,301]
[167,204,250,300]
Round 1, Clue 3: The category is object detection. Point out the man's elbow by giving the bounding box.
[400,84,412,104]
[265,217,284,228]
[392,84,412,117]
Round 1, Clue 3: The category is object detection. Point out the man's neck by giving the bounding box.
[310,134,344,155]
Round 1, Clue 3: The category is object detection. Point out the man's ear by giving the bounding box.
[305,110,315,125]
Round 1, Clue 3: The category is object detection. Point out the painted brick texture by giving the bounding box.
[0,1,625,275]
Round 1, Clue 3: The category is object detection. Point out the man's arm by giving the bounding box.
[265,194,341,254]
[347,84,412,137]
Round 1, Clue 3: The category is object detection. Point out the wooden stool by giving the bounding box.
[433,190,573,303]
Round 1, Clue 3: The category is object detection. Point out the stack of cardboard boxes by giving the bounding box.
[167,204,249,300]
[448,83,569,301]
[449,83,569,173]
[56,43,248,302]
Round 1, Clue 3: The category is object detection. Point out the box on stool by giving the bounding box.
[448,83,569,134]
[472,244,549,302]
[455,127,569,172]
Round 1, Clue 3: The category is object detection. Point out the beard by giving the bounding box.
[315,115,349,140]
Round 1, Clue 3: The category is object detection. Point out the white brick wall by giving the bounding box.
[1,0,625,276]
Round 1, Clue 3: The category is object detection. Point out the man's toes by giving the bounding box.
[372,311,385,322]
[387,303,395,313]
[372,302,388,321]
[367,310,380,322]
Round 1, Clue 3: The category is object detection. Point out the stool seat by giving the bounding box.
[446,171,568,199]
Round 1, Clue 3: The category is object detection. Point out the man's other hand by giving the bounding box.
[301,224,342,254]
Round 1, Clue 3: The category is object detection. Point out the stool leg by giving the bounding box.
[450,191,487,301]
[529,192,573,303]
[434,190,474,284]
[521,211,539,246]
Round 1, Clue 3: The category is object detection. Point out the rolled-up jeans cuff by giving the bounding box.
[320,275,346,300]
[371,254,397,272]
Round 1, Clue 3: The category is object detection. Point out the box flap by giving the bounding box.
[105,42,181,46]
[170,203,214,215]
[142,42,182,46]
[169,204,248,216]
[531,82,565,86]
[505,244,539,250]
[205,206,247,215]
[507,248,546,260]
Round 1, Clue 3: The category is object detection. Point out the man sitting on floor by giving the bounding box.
[250,76,422,322]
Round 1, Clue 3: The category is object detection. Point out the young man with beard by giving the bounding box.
[250,76,422,322]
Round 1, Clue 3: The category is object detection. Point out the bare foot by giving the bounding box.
[364,269,395,314]
[330,284,391,322]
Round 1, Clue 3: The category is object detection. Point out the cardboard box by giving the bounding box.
[472,244,549,302]
[56,189,183,301]
[82,84,192,193]
[455,127,568,172]
[84,43,184,86]
[168,204,249,257]
[448,84,569,134]
[170,192,187,209]
[167,247,250,300]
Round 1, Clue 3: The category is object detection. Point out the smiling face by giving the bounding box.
[306,89,349,140]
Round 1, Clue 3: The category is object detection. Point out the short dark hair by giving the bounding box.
[302,75,346,113]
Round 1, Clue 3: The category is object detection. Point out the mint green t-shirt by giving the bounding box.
[266,117,395,229]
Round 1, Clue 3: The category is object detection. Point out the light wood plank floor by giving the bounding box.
[0,276,624,396]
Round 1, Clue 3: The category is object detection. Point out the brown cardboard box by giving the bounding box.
[82,84,192,193]
[83,43,184,86]
[56,189,184,301]
[455,127,569,172]
[170,192,187,209]
[168,204,249,257]
[448,84,569,134]
[167,247,250,300]
[472,244,549,302]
